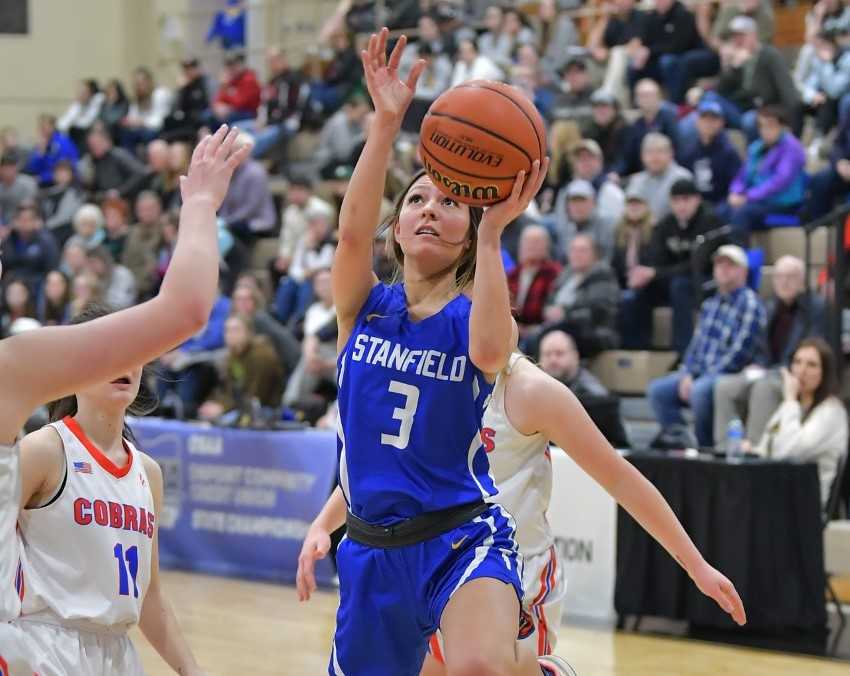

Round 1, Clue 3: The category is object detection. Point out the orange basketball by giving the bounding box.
[418,80,547,207]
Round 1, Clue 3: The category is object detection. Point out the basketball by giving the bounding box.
[419,80,547,207]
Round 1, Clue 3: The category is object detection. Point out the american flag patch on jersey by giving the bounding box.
[73,461,92,474]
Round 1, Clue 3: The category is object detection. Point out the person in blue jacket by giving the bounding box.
[24,115,79,186]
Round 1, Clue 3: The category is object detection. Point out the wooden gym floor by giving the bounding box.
[133,571,849,675]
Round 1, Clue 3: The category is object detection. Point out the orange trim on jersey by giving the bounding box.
[428,634,445,664]
[532,546,557,656]
[63,416,133,479]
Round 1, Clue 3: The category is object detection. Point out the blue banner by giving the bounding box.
[129,418,338,586]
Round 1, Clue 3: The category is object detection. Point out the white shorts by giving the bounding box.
[428,544,566,663]
[0,622,39,676]
[11,619,144,676]
[0,445,22,622]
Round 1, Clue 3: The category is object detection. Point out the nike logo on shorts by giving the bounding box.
[451,535,468,550]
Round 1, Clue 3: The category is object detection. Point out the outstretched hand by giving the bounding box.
[690,561,747,626]
[479,157,550,239]
[180,125,251,210]
[361,27,425,124]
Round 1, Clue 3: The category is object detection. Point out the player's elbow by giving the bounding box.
[469,340,510,376]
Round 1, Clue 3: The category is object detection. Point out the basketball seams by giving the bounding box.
[453,82,544,161]
[419,144,523,182]
[424,111,533,166]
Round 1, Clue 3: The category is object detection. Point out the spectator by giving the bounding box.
[0,151,38,224]
[476,6,508,67]
[145,140,187,212]
[621,179,723,354]
[85,246,136,310]
[231,280,301,376]
[198,315,285,423]
[69,271,99,316]
[121,190,164,299]
[611,79,679,178]
[586,0,648,107]
[722,104,806,244]
[542,121,582,196]
[629,0,716,104]
[68,203,105,251]
[143,139,172,202]
[78,123,148,201]
[714,16,802,138]
[550,58,594,131]
[569,139,625,227]
[162,58,210,142]
[511,63,556,123]
[679,100,743,206]
[153,210,179,293]
[98,79,130,141]
[538,329,608,399]
[648,245,766,448]
[36,269,71,326]
[586,89,629,173]
[547,179,616,263]
[38,159,84,246]
[309,30,360,116]
[101,196,131,262]
[800,31,850,135]
[274,202,336,325]
[212,51,262,124]
[56,79,104,150]
[714,255,828,448]
[157,293,231,419]
[283,268,337,410]
[450,38,503,86]
[402,43,454,132]
[273,178,334,284]
[794,0,850,93]
[507,225,562,336]
[538,0,580,84]
[538,234,620,358]
[59,239,88,281]
[313,94,371,181]
[218,134,276,240]
[24,114,79,186]
[806,110,850,218]
[119,67,173,149]
[0,277,36,338]
[753,337,848,506]
[235,47,310,159]
[612,186,654,292]
[0,202,59,291]
[626,133,693,222]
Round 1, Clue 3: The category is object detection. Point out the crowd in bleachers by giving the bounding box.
[1,0,848,500]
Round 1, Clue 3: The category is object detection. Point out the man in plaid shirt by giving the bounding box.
[648,245,766,448]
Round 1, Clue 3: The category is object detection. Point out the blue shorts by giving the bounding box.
[329,504,524,676]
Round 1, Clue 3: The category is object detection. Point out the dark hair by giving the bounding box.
[2,276,35,317]
[381,170,484,290]
[792,337,839,419]
[46,303,158,443]
[15,199,42,220]
[105,78,128,104]
[38,270,71,326]
[757,103,788,126]
[82,79,100,96]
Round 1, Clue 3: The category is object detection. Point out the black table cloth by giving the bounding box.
[615,452,827,634]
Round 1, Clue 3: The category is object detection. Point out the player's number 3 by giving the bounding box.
[381,380,420,450]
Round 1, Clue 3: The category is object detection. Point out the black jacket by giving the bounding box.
[759,293,828,367]
[717,45,801,120]
[641,1,704,57]
[647,202,722,280]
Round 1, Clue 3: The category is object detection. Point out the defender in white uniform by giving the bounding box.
[0,126,246,676]
[15,417,155,675]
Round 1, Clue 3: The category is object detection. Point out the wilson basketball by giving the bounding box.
[419,80,546,206]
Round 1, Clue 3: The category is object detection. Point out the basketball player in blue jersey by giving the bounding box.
[0,126,248,675]
[309,27,578,676]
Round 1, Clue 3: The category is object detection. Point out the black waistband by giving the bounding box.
[345,500,489,548]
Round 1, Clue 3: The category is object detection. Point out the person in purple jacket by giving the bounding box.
[719,104,805,245]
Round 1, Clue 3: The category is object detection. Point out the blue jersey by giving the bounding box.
[336,283,496,525]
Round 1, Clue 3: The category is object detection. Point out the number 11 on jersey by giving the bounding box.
[114,542,139,598]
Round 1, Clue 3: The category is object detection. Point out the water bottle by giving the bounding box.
[726,419,744,462]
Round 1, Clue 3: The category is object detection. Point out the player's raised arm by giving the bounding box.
[334,28,425,334]
[0,125,250,445]
[469,159,547,376]
[511,365,746,626]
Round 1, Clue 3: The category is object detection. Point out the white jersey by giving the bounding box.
[0,442,23,622]
[484,354,553,557]
[17,417,155,632]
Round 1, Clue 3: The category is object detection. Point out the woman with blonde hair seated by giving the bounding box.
[752,337,848,506]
